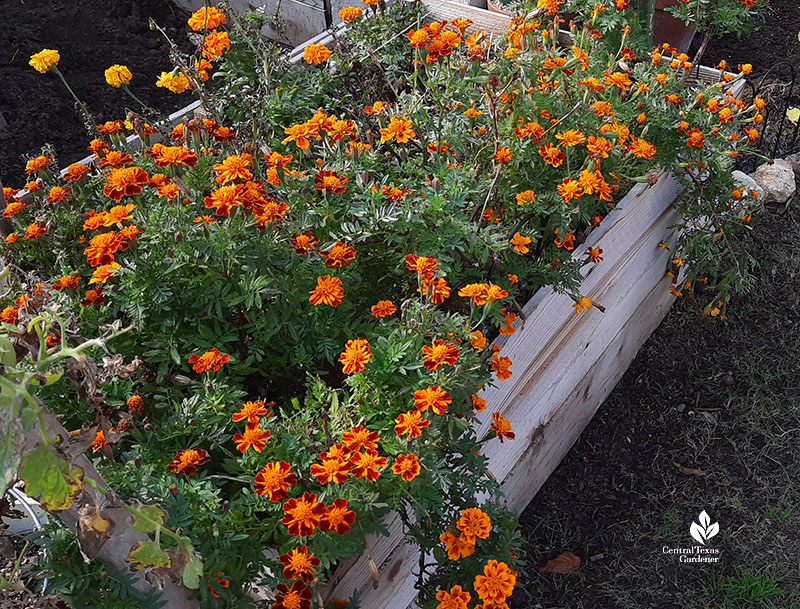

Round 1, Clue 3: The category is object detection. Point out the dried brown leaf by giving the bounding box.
[673,461,707,477]
[540,551,581,574]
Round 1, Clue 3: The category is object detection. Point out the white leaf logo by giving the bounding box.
[690,510,719,545]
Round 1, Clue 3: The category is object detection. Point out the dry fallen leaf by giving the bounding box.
[540,551,581,574]
[673,461,707,477]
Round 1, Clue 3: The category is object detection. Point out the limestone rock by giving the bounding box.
[751,159,796,203]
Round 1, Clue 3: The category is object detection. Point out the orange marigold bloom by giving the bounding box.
[440,529,476,560]
[413,385,451,415]
[424,277,451,304]
[590,100,614,116]
[45,185,70,203]
[319,241,356,267]
[350,448,387,481]
[233,400,270,423]
[371,299,397,318]
[435,585,472,609]
[491,353,513,380]
[64,162,91,182]
[510,232,531,254]
[586,246,603,263]
[103,203,136,226]
[89,262,121,285]
[98,150,133,169]
[254,461,296,501]
[310,455,351,484]
[6,233,20,244]
[405,253,440,279]
[557,178,583,203]
[338,5,363,21]
[380,116,416,144]
[205,571,230,599]
[314,170,348,194]
[273,581,311,609]
[233,422,272,452]
[493,146,513,164]
[280,545,320,582]
[82,287,106,307]
[491,412,515,442]
[290,231,319,255]
[470,330,487,350]
[155,145,198,169]
[339,338,372,374]
[0,305,20,324]
[3,201,27,217]
[587,135,613,158]
[52,274,81,291]
[320,497,356,535]
[303,43,332,64]
[309,275,344,307]
[554,228,576,250]
[457,507,491,540]
[90,429,108,453]
[341,425,379,452]
[555,129,586,147]
[422,339,460,370]
[282,492,326,537]
[686,128,705,148]
[25,223,47,240]
[25,155,52,174]
[629,137,657,160]
[188,347,230,373]
[538,143,565,167]
[718,107,733,123]
[127,394,145,415]
[188,6,225,30]
[394,409,430,438]
[212,153,253,184]
[474,560,517,604]
[204,184,244,216]
[211,125,235,141]
[516,189,535,205]
[392,453,421,481]
[470,393,487,412]
[282,123,315,150]
[167,448,210,475]
[202,30,231,60]
[103,166,148,201]
[603,71,632,90]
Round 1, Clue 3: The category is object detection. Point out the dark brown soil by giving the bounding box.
[0,0,194,188]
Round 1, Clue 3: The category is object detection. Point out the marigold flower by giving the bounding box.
[470,330,487,350]
[405,253,440,280]
[29,49,60,73]
[474,560,516,604]
[310,455,351,484]
[273,581,312,609]
[25,223,47,240]
[392,453,421,481]
[456,507,492,541]
[282,492,326,537]
[339,338,372,374]
[89,262,121,285]
[103,166,148,201]
[538,143,565,167]
[3,201,27,217]
[314,170,348,194]
[204,184,245,216]
[127,394,145,416]
[587,135,613,158]
[338,5,363,21]
[440,529,476,560]
[370,299,396,318]
[102,203,136,227]
[213,153,253,183]
[104,64,132,88]
[686,128,705,148]
[168,448,210,475]
[413,386,451,415]
[510,232,531,254]
[82,287,106,307]
[25,155,53,175]
[289,231,319,255]
[233,400,270,423]
[188,6,225,30]
[341,425,379,452]
[62,162,90,183]
[156,71,192,93]
[90,429,109,453]
[557,178,583,203]
[5,233,20,244]
[319,241,356,267]
[629,137,657,160]
[394,409,430,438]
[52,274,81,291]
[309,275,344,307]
[470,394,487,412]
[515,189,535,206]
[280,545,320,582]
[556,129,586,147]
[320,497,356,535]
[303,42,332,65]
[491,353,513,380]
[0,305,20,325]
[380,116,416,144]
[586,246,603,263]
[435,585,472,609]
[422,339,460,370]
[254,461,297,501]
[188,347,230,373]
[350,448,387,481]
[493,146,513,164]
[554,228,576,250]
[233,422,272,452]
[202,30,231,59]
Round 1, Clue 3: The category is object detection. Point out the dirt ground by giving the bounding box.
[0,0,193,188]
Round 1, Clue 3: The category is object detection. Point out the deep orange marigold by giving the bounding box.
[188,347,230,373]
[254,461,296,501]
[167,448,210,475]
[339,338,372,374]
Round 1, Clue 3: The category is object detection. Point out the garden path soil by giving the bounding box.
[0,0,194,188]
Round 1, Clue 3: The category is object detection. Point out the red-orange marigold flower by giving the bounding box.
[82,287,106,307]
[254,461,296,501]
[413,386,452,415]
[213,153,253,184]
[341,425,379,452]
[204,184,244,216]
[290,231,319,255]
[313,170,348,194]
[474,560,517,604]
[280,545,320,582]
[233,422,271,452]
[155,145,199,168]
[52,274,81,291]
[309,456,351,484]
[282,492,326,537]
[435,585,472,609]
[339,338,372,374]
[273,581,312,609]
[25,223,47,240]
[371,299,396,317]
[491,353,513,380]
[320,497,356,535]
[394,409,430,438]
[392,453,421,481]
[491,411,515,442]
[309,275,344,306]
[350,449,387,481]
[103,167,148,201]
[167,448,209,475]
[46,186,71,203]
[25,155,52,174]
[188,347,230,373]
[319,241,356,267]
[421,339,460,370]
[233,400,270,423]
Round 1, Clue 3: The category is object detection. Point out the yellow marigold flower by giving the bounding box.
[510,232,531,254]
[303,43,332,64]
[516,189,535,205]
[188,6,226,30]
[156,71,191,94]
[380,116,416,144]
[555,129,586,147]
[338,6,363,21]
[89,262,121,285]
[104,64,132,88]
[573,296,593,314]
[29,49,60,73]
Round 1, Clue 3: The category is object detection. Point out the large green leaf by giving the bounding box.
[127,540,171,569]
[18,443,83,511]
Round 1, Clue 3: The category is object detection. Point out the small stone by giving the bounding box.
[784,152,800,179]
[590,553,605,562]
[751,159,796,203]
[731,170,763,204]
[676,403,686,413]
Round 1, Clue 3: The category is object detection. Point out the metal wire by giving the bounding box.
[6,486,49,594]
